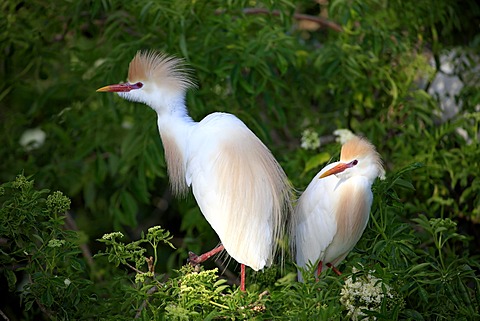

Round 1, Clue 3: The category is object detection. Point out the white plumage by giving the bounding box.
[294,136,384,281]
[97,51,292,286]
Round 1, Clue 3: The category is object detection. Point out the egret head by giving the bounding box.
[97,51,195,113]
[319,136,385,182]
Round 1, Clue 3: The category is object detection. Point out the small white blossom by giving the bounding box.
[19,128,46,151]
[301,129,321,150]
[333,129,355,145]
[101,231,124,240]
[340,267,399,320]
[121,119,134,129]
[47,239,65,248]
[148,226,163,233]
[64,278,71,287]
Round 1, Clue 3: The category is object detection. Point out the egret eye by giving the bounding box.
[352,160,358,166]
[134,82,143,89]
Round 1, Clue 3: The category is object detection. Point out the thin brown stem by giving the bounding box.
[134,285,158,319]
[0,308,10,321]
[215,8,343,32]
[28,275,55,320]
[64,211,95,270]
[125,262,144,275]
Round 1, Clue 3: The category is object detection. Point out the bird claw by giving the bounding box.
[187,251,200,266]
[187,245,225,267]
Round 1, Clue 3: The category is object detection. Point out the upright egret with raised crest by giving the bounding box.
[97,51,292,291]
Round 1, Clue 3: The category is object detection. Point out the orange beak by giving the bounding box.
[96,82,142,93]
[319,160,358,179]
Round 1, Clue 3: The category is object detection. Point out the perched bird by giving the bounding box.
[293,136,384,281]
[97,51,292,291]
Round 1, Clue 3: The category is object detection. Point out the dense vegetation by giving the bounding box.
[1,0,479,319]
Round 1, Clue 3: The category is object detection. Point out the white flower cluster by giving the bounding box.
[19,128,46,151]
[300,128,321,150]
[333,128,355,145]
[148,226,163,234]
[101,231,124,240]
[340,267,393,320]
[47,238,66,248]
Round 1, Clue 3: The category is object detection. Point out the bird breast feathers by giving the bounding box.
[294,174,339,265]
[294,172,372,267]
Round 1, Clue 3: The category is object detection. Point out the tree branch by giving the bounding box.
[215,7,343,32]
[125,262,144,275]
[64,211,95,270]
[0,308,10,321]
[134,285,158,319]
[0,238,8,246]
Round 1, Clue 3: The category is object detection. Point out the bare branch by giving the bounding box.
[0,308,10,321]
[134,285,158,319]
[0,238,9,246]
[64,211,95,270]
[215,8,343,32]
[125,262,144,275]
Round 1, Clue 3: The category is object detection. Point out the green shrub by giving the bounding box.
[1,0,479,319]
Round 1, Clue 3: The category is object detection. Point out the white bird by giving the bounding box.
[97,51,292,291]
[293,136,384,281]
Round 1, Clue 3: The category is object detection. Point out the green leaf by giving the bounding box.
[120,190,138,226]
[5,269,17,292]
[407,263,431,274]
[302,152,331,176]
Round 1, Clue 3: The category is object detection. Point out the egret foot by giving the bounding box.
[316,261,342,279]
[188,244,225,266]
[326,263,342,276]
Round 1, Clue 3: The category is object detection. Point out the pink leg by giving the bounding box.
[188,244,225,265]
[326,263,342,276]
[240,264,246,292]
[316,261,323,281]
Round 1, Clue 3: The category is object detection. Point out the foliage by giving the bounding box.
[1,0,479,319]
[0,175,94,320]
[2,169,479,320]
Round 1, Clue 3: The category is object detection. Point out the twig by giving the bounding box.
[146,256,154,273]
[134,285,159,319]
[64,211,95,270]
[125,262,144,275]
[0,308,10,321]
[28,275,55,320]
[0,238,8,246]
[215,8,343,32]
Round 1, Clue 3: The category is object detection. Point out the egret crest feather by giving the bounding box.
[340,136,385,178]
[128,51,196,92]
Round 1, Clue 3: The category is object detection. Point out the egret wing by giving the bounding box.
[186,113,289,271]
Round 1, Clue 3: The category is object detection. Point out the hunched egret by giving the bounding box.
[97,51,292,291]
[293,136,384,281]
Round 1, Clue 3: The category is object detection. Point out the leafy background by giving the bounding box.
[1,0,479,320]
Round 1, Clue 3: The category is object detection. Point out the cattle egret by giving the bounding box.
[97,51,292,291]
[293,136,384,281]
